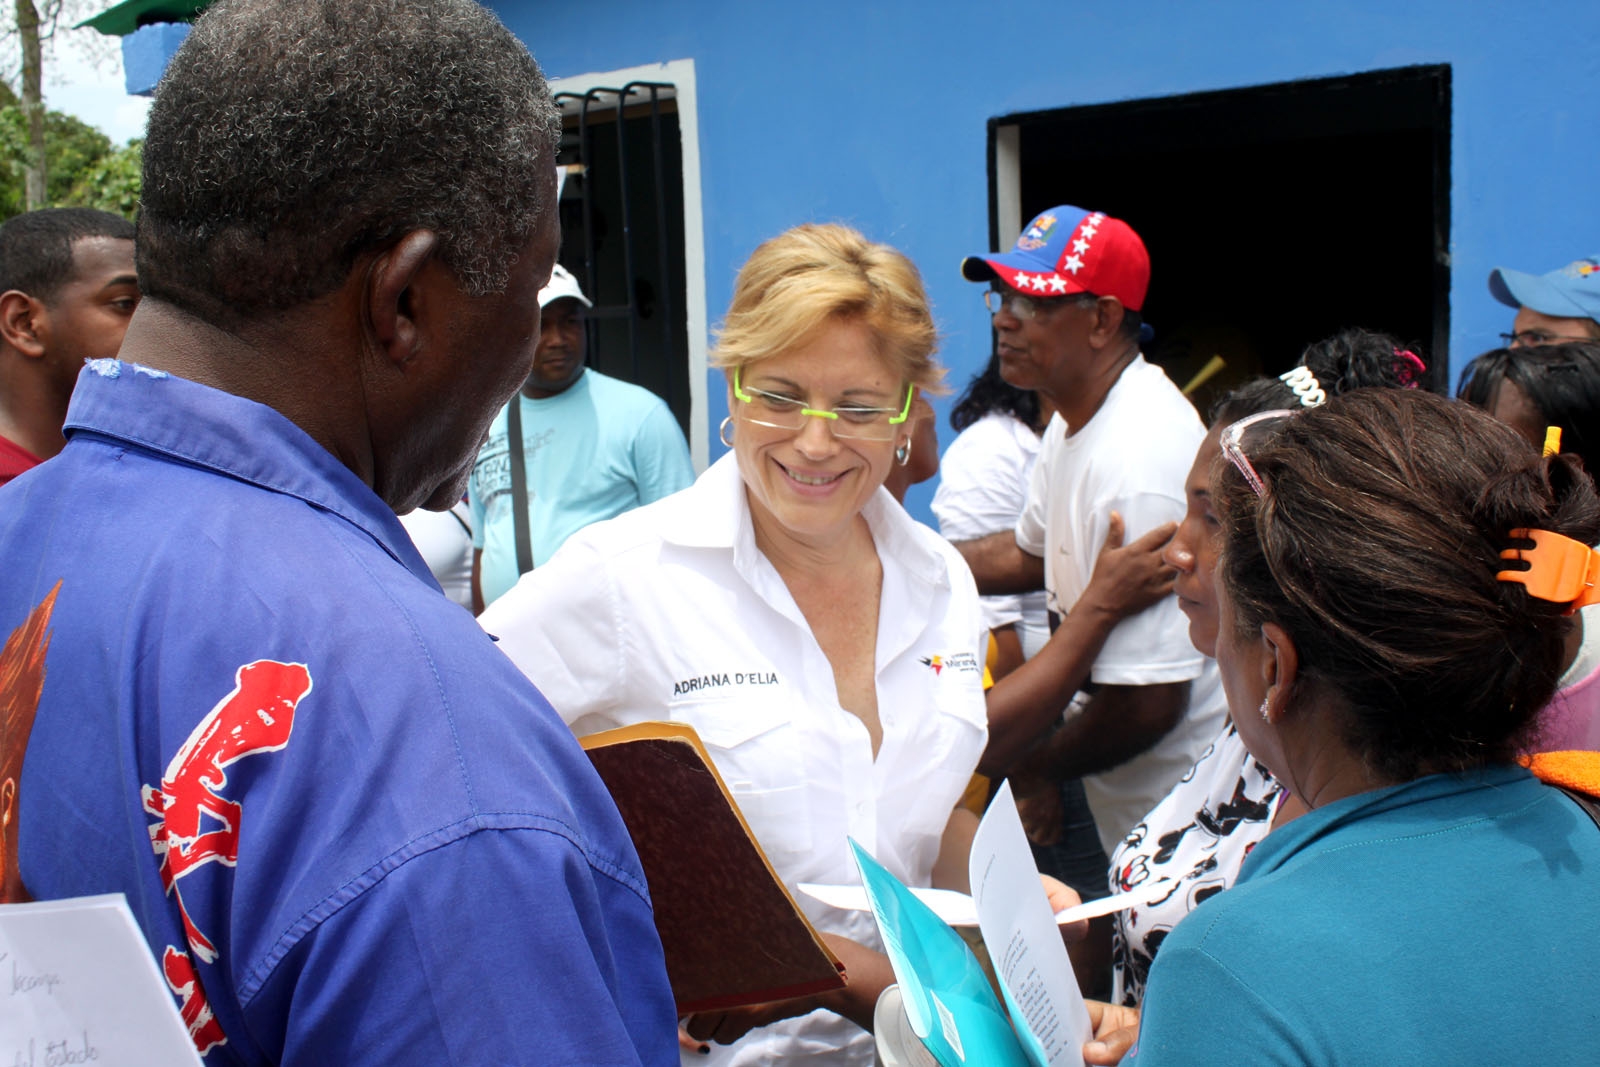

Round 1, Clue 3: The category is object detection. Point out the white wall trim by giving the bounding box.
[548,58,709,471]
[994,123,1023,249]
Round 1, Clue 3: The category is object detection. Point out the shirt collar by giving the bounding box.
[63,360,434,582]
[523,366,590,405]
[658,452,950,590]
[1238,764,1537,885]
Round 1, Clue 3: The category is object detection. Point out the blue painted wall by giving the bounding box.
[491,0,1600,522]
[121,21,191,96]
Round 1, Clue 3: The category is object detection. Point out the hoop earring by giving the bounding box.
[894,439,911,467]
[719,417,734,448]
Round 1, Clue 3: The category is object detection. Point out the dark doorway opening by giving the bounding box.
[988,65,1451,411]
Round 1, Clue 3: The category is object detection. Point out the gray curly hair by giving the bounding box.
[137,0,560,324]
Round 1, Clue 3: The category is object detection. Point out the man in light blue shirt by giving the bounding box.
[470,265,693,609]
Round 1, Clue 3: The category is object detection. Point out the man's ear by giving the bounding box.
[1089,296,1127,349]
[0,290,47,358]
[1260,620,1300,723]
[366,231,442,369]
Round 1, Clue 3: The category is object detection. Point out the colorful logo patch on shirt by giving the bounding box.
[163,945,228,1055]
[919,651,981,677]
[141,660,312,964]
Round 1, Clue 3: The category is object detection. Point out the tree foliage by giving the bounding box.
[66,135,138,217]
[0,88,139,219]
[2,0,127,212]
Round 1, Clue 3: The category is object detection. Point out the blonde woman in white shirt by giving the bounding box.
[482,224,988,1066]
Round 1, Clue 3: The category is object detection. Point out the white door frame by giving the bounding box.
[547,58,710,470]
[993,122,1023,250]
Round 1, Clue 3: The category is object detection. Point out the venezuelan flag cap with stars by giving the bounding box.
[961,204,1151,312]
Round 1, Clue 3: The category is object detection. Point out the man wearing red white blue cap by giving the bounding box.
[961,206,1151,312]
[953,206,1226,914]
[1488,256,1600,349]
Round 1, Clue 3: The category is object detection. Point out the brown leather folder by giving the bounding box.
[581,721,846,1013]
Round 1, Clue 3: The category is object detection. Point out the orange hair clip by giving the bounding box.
[1498,528,1600,614]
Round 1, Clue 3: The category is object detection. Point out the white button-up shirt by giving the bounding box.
[481,453,988,1066]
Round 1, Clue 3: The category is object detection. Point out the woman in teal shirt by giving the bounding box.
[1121,389,1600,1065]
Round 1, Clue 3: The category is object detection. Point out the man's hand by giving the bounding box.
[1077,511,1176,622]
[1013,774,1065,847]
[979,510,1180,778]
[1083,999,1141,1064]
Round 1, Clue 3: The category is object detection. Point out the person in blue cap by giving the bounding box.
[1489,255,1600,348]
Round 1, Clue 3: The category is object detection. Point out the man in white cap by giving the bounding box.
[469,263,692,610]
[1489,255,1600,348]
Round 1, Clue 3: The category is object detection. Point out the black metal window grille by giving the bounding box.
[552,83,691,435]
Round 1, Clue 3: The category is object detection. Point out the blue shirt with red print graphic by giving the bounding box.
[0,361,676,1066]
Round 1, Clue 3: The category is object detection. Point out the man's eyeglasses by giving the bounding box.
[1501,330,1599,349]
[1219,409,1297,498]
[732,365,913,442]
[983,286,1089,322]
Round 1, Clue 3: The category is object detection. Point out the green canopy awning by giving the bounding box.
[78,0,209,37]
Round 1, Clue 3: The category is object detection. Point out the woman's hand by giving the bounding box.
[682,934,896,1045]
[678,1025,709,1055]
[814,933,897,1032]
[1083,999,1141,1064]
[682,1000,813,1047]
[1078,512,1177,622]
[1039,874,1090,945]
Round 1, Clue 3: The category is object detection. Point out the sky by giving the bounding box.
[40,27,152,144]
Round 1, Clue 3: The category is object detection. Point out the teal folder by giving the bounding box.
[849,839,1031,1067]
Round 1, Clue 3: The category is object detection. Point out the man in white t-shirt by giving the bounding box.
[953,206,1226,879]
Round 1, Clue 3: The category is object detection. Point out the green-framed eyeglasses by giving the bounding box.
[732,366,914,442]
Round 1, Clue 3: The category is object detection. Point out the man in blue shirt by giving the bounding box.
[470,264,693,610]
[0,1,676,1064]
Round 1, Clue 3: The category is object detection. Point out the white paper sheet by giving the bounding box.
[0,894,203,1065]
[969,780,1093,1067]
[799,873,1171,928]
